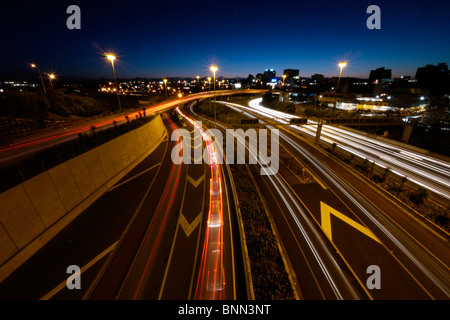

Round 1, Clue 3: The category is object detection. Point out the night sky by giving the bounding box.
[1,0,449,80]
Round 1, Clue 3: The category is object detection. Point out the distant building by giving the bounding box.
[369,67,392,84]
[415,63,448,82]
[0,81,38,92]
[311,74,324,82]
[283,69,299,80]
[263,69,276,83]
[415,63,450,96]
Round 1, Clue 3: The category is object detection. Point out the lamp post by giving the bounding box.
[208,77,211,111]
[30,63,46,93]
[334,61,347,115]
[210,66,217,128]
[163,78,168,99]
[106,54,121,109]
[48,73,55,88]
[283,74,286,85]
[337,61,347,92]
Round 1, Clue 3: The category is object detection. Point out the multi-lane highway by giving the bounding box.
[0,107,245,300]
[0,90,265,164]
[86,111,240,300]
[1,91,449,300]
[194,98,450,299]
[234,98,450,203]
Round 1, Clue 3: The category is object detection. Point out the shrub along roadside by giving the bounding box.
[229,164,295,300]
[192,100,295,299]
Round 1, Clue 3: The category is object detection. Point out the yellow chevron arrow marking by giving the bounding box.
[193,141,203,149]
[187,174,205,187]
[179,212,202,237]
[320,201,381,244]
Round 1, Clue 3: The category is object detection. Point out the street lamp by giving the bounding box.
[30,63,46,93]
[337,61,347,91]
[106,54,121,109]
[333,61,347,116]
[283,74,286,85]
[163,79,168,99]
[207,77,212,111]
[210,65,217,128]
[48,73,55,88]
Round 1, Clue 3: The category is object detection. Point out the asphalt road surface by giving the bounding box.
[193,100,450,300]
[0,112,244,300]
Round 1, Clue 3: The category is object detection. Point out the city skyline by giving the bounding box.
[1,0,450,80]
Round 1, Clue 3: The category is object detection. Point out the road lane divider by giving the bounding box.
[107,163,161,192]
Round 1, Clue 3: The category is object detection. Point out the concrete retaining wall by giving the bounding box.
[0,115,167,281]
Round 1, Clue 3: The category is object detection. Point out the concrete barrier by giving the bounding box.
[0,115,167,282]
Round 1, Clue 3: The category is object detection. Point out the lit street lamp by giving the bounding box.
[208,77,211,111]
[337,61,347,91]
[106,54,121,109]
[210,65,217,128]
[163,78,168,99]
[208,77,212,111]
[48,73,55,88]
[333,61,347,116]
[283,74,286,85]
[30,63,46,93]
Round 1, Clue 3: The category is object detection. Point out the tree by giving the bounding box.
[427,96,450,134]
[398,176,408,193]
[417,186,429,203]
[246,74,255,87]
[331,142,337,154]
[409,186,429,205]
[381,167,390,182]
[262,90,273,106]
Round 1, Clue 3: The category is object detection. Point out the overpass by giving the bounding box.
[0,89,267,165]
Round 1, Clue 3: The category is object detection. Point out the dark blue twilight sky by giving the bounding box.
[1,0,449,80]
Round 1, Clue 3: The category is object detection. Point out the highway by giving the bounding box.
[300,122,450,203]
[0,90,265,165]
[1,91,448,300]
[276,127,450,299]
[213,121,366,299]
[84,111,241,300]
[0,110,244,300]
[197,99,450,299]
[219,98,450,203]
[236,98,450,203]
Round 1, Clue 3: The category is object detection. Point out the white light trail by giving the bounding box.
[241,98,450,201]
